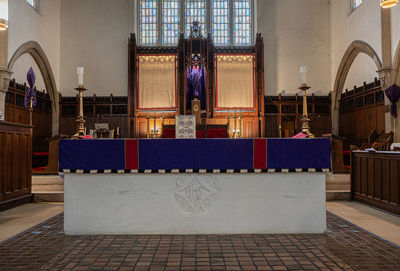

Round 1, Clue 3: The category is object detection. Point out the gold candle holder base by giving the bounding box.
[74,86,87,137]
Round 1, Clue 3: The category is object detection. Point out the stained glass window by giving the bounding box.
[138,0,254,46]
[185,0,207,38]
[212,0,229,45]
[352,0,362,10]
[233,0,251,46]
[162,0,180,45]
[26,0,39,11]
[139,0,159,45]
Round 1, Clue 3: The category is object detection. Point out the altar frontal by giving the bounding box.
[61,139,329,235]
[59,138,330,171]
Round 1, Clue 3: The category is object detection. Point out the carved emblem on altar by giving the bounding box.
[174,175,220,213]
[175,115,196,139]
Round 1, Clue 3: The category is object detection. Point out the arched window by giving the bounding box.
[138,0,254,46]
[351,0,362,11]
[26,0,40,11]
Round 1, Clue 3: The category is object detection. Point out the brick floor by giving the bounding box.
[0,212,399,270]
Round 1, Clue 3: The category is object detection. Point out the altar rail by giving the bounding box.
[351,151,400,215]
[59,138,331,172]
[0,122,33,210]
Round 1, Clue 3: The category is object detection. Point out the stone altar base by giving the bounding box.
[64,173,326,235]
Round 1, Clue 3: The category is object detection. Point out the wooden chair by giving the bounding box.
[352,131,394,151]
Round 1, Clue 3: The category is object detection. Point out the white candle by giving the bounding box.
[300,66,307,84]
[77,66,84,86]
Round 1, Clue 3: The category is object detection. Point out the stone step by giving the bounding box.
[32,175,63,185]
[326,191,351,201]
[31,184,64,193]
[32,175,64,202]
[33,192,64,202]
[325,173,351,201]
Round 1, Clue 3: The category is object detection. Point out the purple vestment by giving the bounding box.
[187,67,206,110]
[24,67,37,109]
[385,84,400,118]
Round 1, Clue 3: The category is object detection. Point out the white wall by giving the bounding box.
[60,0,135,97]
[343,53,379,92]
[11,54,46,91]
[59,0,331,97]
[8,0,61,91]
[257,0,331,95]
[330,0,382,91]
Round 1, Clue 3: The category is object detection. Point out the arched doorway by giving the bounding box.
[8,41,59,135]
[332,40,382,135]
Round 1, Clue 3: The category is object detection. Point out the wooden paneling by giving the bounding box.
[376,105,385,133]
[351,151,400,215]
[5,83,52,152]
[60,115,129,138]
[339,80,385,141]
[265,115,279,137]
[0,122,33,210]
[60,95,129,137]
[264,95,331,138]
[355,110,366,138]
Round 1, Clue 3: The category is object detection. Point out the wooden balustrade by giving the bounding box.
[0,122,33,211]
[351,151,400,215]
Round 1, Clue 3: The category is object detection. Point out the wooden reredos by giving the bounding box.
[128,32,265,138]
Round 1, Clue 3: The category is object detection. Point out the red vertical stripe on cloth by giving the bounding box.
[254,139,267,169]
[125,139,139,169]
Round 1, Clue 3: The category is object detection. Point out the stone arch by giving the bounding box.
[8,41,59,135]
[393,41,400,86]
[392,41,400,142]
[332,40,382,134]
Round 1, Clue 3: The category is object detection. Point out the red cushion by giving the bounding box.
[207,129,227,138]
[33,152,49,156]
[33,166,46,172]
[196,130,205,138]
[343,150,350,156]
[162,128,175,138]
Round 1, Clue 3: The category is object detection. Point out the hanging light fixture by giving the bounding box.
[380,0,399,8]
[0,0,8,30]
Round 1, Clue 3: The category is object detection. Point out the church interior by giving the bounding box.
[1,0,400,270]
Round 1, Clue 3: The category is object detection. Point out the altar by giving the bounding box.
[60,138,330,235]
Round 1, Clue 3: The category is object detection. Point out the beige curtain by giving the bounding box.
[216,55,254,109]
[138,55,176,109]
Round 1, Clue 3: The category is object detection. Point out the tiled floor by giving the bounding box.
[0,212,399,270]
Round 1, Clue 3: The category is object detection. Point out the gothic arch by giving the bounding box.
[332,40,382,134]
[393,41,400,86]
[8,41,59,135]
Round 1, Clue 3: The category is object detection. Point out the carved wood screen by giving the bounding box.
[128,33,265,138]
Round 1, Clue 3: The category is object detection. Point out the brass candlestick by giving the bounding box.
[239,110,242,138]
[74,85,87,136]
[29,96,33,126]
[234,108,237,138]
[153,111,157,139]
[146,111,150,139]
[298,83,314,138]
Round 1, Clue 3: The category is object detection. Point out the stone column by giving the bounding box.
[0,28,12,120]
[377,7,399,141]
